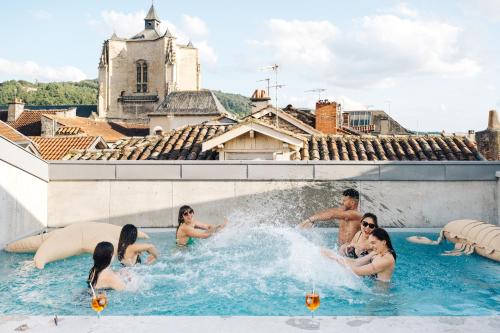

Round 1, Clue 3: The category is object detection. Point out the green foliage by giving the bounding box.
[0,79,98,105]
[212,90,251,118]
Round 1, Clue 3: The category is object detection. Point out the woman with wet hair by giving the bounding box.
[176,205,228,246]
[339,213,379,258]
[88,242,125,291]
[117,224,159,266]
[322,228,397,282]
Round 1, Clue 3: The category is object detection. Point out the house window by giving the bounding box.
[136,60,148,93]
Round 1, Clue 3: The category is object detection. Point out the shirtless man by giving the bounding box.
[298,188,362,245]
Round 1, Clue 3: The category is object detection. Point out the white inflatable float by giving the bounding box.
[4,222,149,269]
[407,219,500,262]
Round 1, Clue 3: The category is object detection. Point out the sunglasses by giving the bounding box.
[362,221,376,229]
[183,210,194,216]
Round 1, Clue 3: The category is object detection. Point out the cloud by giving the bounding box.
[182,15,209,37]
[0,58,87,82]
[88,10,145,38]
[194,41,218,66]
[250,13,481,88]
[88,10,217,66]
[250,19,337,69]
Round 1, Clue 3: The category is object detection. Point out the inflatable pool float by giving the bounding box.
[4,222,149,269]
[407,219,500,262]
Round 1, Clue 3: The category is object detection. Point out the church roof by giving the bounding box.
[153,90,229,117]
[131,28,162,40]
[145,5,160,21]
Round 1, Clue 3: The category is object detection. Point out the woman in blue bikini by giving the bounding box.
[175,205,228,246]
[322,228,396,282]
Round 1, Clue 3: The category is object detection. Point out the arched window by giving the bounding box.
[136,60,148,93]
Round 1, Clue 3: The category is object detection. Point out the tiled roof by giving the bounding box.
[63,125,234,160]
[154,90,228,116]
[62,123,484,161]
[30,136,105,160]
[8,110,61,136]
[44,115,149,142]
[56,127,83,135]
[247,106,322,136]
[0,120,31,144]
[302,135,484,161]
[282,106,316,127]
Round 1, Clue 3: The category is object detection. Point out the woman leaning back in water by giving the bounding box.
[176,205,228,246]
[117,224,159,267]
[322,228,397,282]
[339,213,379,258]
[88,242,125,291]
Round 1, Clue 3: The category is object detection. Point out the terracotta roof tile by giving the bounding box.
[44,115,149,141]
[30,136,105,160]
[56,127,83,135]
[0,120,30,143]
[8,110,61,136]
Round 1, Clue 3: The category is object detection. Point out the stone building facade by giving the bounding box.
[97,5,201,122]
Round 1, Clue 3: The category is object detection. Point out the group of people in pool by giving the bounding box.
[298,188,397,282]
[87,205,227,290]
[88,190,397,290]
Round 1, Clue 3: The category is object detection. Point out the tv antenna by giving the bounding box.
[257,78,271,97]
[259,64,283,127]
[305,88,326,101]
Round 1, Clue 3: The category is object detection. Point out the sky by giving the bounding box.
[0,0,499,132]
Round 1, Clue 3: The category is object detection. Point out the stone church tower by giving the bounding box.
[97,5,201,121]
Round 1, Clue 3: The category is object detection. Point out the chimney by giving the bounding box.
[315,100,340,134]
[8,97,24,122]
[487,109,500,130]
[476,110,500,160]
[250,89,270,113]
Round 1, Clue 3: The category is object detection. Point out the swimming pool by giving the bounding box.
[0,226,499,316]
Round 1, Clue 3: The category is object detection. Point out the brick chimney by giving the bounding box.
[7,98,25,122]
[315,100,340,134]
[476,110,500,160]
[250,89,270,113]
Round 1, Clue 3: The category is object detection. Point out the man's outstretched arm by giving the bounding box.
[298,208,359,229]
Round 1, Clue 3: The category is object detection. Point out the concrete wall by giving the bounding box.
[0,137,48,247]
[47,161,500,228]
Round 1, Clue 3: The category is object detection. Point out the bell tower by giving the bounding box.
[144,5,160,30]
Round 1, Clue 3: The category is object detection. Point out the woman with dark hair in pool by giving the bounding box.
[339,213,378,258]
[176,205,228,246]
[117,224,159,266]
[88,242,125,291]
[322,228,396,282]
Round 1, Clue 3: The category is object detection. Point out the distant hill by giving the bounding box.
[0,79,98,105]
[0,80,251,118]
[212,90,251,118]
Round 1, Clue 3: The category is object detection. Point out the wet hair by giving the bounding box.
[360,213,378,228]
[177,205,194,234]
[117,224,138,262]
[88,241,114,288]
[342,188,359,201]
[371,228,397,261]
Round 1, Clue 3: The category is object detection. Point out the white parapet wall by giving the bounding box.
[46,161,500,228]
[0,137,48,247]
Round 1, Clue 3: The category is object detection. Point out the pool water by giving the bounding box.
[0,226,499,316]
